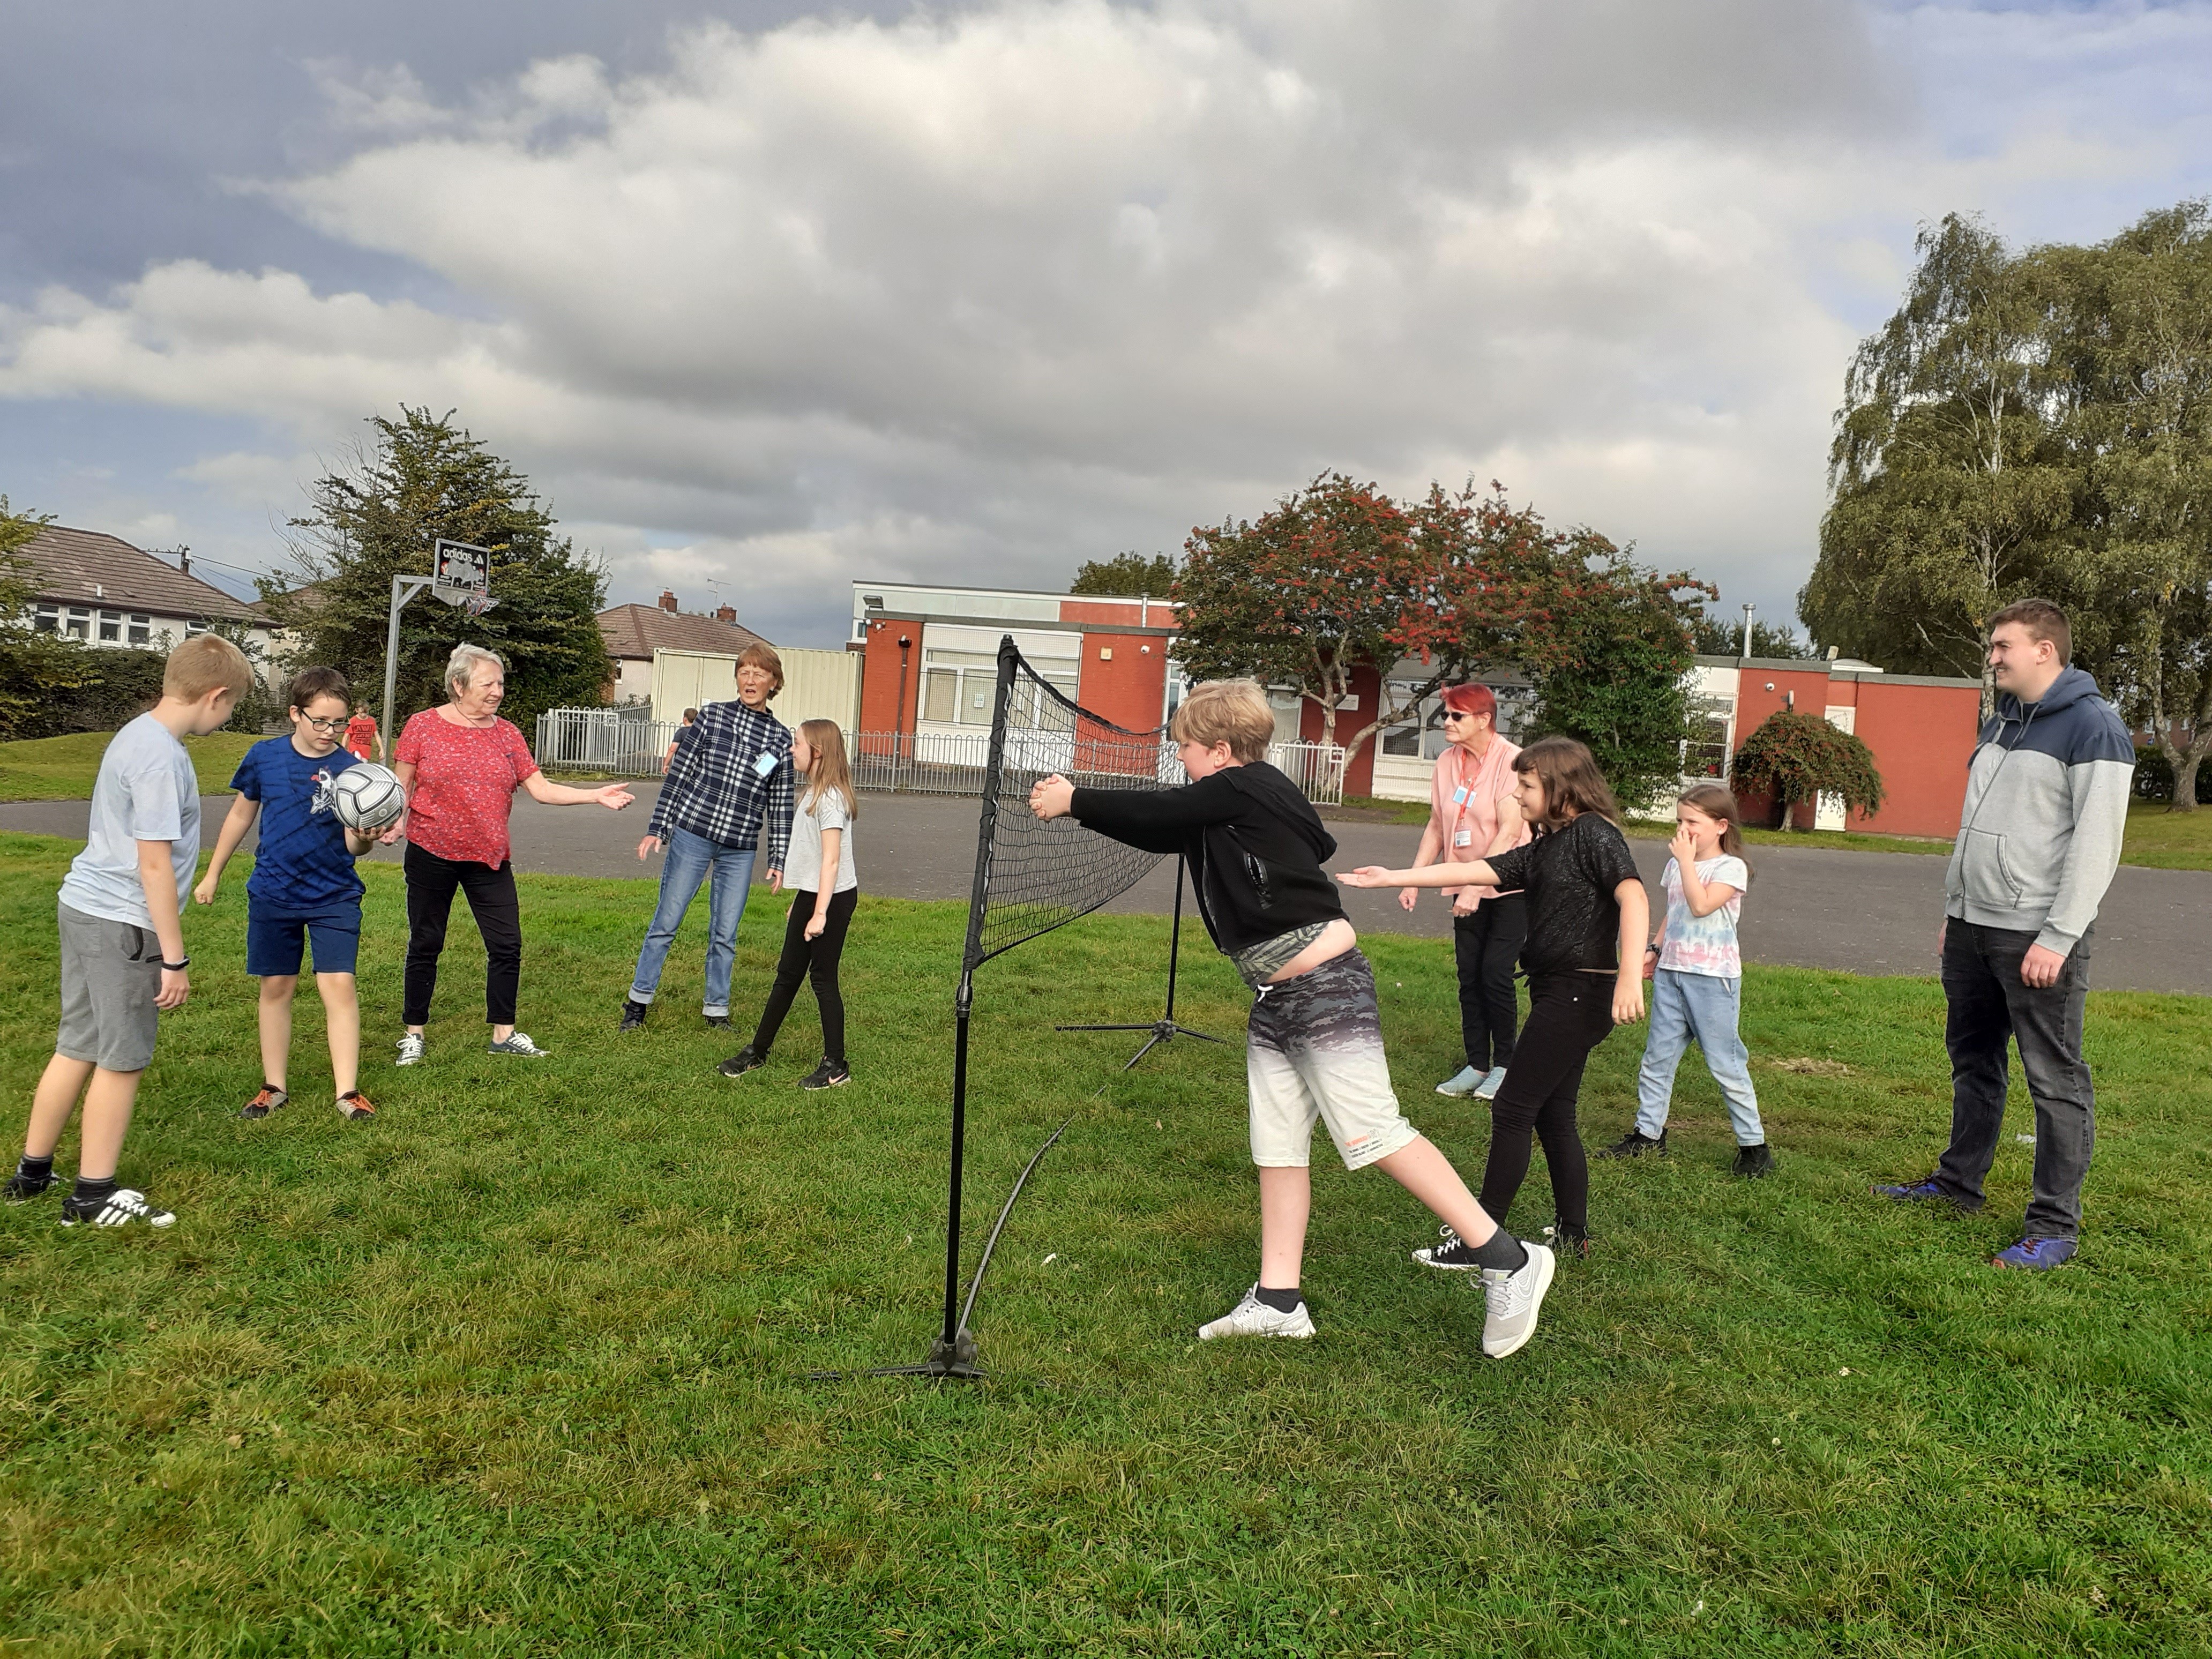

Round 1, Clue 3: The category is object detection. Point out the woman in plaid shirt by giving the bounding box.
[621,643,794,1030]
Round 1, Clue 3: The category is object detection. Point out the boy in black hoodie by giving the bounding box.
[1031,679,1556,1359]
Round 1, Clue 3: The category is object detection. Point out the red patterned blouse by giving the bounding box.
[395,709,539,868]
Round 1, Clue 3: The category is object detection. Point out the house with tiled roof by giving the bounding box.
[13,525,275,675]
[597,591,773,704]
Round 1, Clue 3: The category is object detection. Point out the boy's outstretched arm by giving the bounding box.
[193,795,261,904]
[1340,860,1500,891]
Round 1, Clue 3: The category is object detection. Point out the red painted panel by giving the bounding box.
[1074,632,1171,735]
[1060,597,1178,627]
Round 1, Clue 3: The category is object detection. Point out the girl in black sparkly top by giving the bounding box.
[1342,736,1650,1256]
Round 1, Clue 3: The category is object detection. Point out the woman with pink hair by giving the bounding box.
[1402,683,1531,1098]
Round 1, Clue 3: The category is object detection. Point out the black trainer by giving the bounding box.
[5,1160,56,1203]
[619,999,649,1033]
[1733,1143,1776,1179]
[59,1187,175,1229]
[1545,1219,1594,1260]
[1594,1128,1665,1160]
[717,1044,766,1078]
[800,1059,851,1090]
[704,1014,731,1030]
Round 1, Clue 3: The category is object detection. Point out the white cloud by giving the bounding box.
[5,0,2212,645]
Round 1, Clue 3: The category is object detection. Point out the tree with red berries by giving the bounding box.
[1171,474,1550,762]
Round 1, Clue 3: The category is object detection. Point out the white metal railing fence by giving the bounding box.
[536,708,678,777]
[848,731,1346,805]
[537,713,1348,803]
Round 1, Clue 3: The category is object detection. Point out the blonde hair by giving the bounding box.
[738,641,784,695]
[1168,679,1275,765]
[163,633,253,704]
[1676,782,1753,884]
[797,719,856,818]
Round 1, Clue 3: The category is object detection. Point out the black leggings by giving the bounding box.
[403,842,522,1027]
[1479,972,1618,1237]
[1454,893,1528,1070]
[751,888,858,1063]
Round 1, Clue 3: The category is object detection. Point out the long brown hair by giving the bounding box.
[1676,781,1752,883]
[797,719,856,819]
[1512,735,1620,829]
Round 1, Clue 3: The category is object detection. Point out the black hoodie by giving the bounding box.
[1069,763,1345,956]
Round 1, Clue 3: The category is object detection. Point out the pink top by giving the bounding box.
[1426,736,1530,903]
[396,709,539,868]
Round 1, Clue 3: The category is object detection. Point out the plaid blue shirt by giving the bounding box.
[649,698,795,867]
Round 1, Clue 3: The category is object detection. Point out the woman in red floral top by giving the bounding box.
[386,644,633,1063]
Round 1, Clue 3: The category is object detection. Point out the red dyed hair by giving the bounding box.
[1440,683,1497,724]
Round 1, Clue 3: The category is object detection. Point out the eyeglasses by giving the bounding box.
[299,714,348,732]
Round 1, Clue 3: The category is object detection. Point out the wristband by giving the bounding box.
[160,957,190,972]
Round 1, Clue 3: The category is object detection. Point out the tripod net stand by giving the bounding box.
[817,636,1206,1382]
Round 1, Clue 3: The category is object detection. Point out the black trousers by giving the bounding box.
[403,842,522,1027]
[751,888,858,1063]
[1453,893,1528,1070]
[1479,972,1618,1237]
[1935,920,2096,1238]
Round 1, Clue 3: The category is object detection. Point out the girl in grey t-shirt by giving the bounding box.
[715,720,858,1089]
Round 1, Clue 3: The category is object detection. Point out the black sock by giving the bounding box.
[16,1154,54,1184]
[1469,1230,1529,1273]
[1253,1284,1304,1313]
[71,1174,117,1205]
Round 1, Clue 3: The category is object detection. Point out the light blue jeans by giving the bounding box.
[627,827,756,1017]
[1635,969,1765,1146]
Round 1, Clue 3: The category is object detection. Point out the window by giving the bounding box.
[99,610,121,642]
[1683,698,1734,779]
[128,615,151,645]
[32,603,58,634]
[1380,684,1451,761]
[64,607,92,639]
[921,647,1074,728]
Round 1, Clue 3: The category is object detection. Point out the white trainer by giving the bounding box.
[1473,1066,1508,1100]
[1435,1065,1484,1097]
[1197,1285,1316,1342]
[394,1033,425,1067]
[1479,1242,1555,1358]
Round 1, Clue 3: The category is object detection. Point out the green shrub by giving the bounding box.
[2133,744,2212,804]
[1732,708,1886,828]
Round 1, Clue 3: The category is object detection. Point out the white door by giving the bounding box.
[1814,705,1855,831]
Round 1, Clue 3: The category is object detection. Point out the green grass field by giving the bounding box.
[2,834,2209,1655]
[0,731,261,804]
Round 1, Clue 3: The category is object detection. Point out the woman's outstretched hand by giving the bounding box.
[1337,866,1399,888]
[1029,775,1075,820]
[596,785,636,811]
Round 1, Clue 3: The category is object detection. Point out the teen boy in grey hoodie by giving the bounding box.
[1877,599,2133,1269]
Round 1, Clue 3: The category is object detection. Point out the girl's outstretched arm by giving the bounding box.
[1340,860,1500,891]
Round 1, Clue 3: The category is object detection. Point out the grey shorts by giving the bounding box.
[1245,948,1421,1171]
[56,901,163,1073]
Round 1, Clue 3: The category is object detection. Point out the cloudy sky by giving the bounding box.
[4,1,2210,648]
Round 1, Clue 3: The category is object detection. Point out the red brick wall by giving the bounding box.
[1730,670,1979,838]
[1075,632,1170,733]
[856,622,920,754]
[1847,681,1980,838]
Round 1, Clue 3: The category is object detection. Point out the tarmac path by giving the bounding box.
[4,786,2207,994]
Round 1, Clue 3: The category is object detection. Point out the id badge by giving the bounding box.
[752,750,780,779]
[1453,828,1474,848]
[1452,785,1469,805]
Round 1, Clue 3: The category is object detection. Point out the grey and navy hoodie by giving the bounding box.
[1945,666,2133,955]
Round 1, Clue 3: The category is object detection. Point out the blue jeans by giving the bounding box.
[627,827,756,1017]
[1635,969,1764,1146]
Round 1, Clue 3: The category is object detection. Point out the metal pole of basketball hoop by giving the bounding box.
[379,540,496,763]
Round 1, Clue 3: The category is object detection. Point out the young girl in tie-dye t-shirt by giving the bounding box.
[1600,783,1773,1176]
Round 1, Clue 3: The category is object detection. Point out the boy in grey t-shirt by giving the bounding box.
[6,635,252,1229]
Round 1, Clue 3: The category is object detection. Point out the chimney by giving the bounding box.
[715,604,736,623]
[658,590,679,612]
